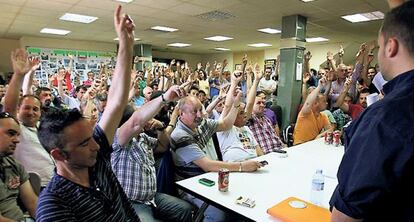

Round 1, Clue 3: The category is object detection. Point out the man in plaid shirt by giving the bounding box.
[248,94,284,154]
[111,85,192,222]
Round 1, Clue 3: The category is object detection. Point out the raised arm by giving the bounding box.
[221,71,242,118]
[334,77,353,113]
[301,78,326,115]
[327,51,337,71]
[22,60,40,95]
[216,89,242,132]
[117,85,185,146]
[245,63,262,120]
[4,49,37,117]
[98,5,135,145]
[57,71,68,99]
[304,51,312,75]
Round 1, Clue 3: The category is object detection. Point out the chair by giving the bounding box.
[28,172,41,195]
[283,123,295,147]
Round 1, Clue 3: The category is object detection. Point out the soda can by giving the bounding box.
[333,131,341,147]
[218,168,229,192]
[325,132,333,145]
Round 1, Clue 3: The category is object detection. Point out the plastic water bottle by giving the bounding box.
[310,169,325,205]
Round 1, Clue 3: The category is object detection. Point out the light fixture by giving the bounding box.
[257,28,281,34]
[167,43,191,48]
[342,11,384,23]
[59,13,98,24]
[40,28,71,35]
[204,36,233,41]
[214,47,231,51]
[301,0,316,2]
[115,0,134,3]
[113,37,140,41]
[306,37,329,42]
[151,26,178,32]
[248,43,272,47]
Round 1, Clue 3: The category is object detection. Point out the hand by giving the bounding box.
[170,105,179,123]
[205,62,210,69]
[219,84,230,98]
[57,71,66,82]
[170,59,176,66]
[327,51,334,61]
[68,54,74,60]
[304,51,312,61]
[356,43,367,59]
[242,54,248,65]
[164,83,188,101]
[367,53,374,64]
[231,71,243,84]
[114,5,135,47]
[318,77,327,88]
[145,119,164,131]
[11,48,31,75]
[338,45,344,57]
[29,57,41,72]
[184,62,189,70]
[241,160,262,172]
[222,59,228,69]
[254,63,263,81]
[344,76,352,89]
[134,56,139,63]
[197,62,202,70]
[176,61,180,67]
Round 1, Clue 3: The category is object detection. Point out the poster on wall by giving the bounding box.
[27,47,116,87]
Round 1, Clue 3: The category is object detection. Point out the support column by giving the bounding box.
[277,15,307,130]
[133,44,152,71]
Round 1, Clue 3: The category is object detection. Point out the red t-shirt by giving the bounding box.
[52,71,73,91]
[348,104,364,120]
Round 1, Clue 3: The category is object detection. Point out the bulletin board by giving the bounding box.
[26,47,116,86]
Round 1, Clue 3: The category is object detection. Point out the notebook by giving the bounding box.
[267,197,331,222]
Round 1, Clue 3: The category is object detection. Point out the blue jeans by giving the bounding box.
[183,193,229,222]
[132,192,193,222]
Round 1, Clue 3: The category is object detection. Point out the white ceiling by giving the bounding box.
[0,0,389,54]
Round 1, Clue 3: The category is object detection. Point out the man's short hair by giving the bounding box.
[76,85,87,93]
[18,95,41,107]
[198,90,206,96]
[95,93,107,102]
[35,87,51,97]
[38,109,83,152]
[380,1,414,56]
[360,88,370,95]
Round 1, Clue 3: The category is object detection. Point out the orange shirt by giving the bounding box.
[293,110,329,145]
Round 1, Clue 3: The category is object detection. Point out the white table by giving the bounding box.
[176,138,344,222]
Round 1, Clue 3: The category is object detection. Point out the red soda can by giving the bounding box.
[218,168,229,192]
[325,132,333,144]
[333,131,341,147]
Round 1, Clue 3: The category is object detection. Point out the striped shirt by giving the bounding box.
[111,131,157,203]
[35,126,140,222]
[248,114,283,154]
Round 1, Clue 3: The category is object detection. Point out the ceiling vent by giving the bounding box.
[196,10,235,21]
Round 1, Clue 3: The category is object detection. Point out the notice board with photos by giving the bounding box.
[26,47,116,87]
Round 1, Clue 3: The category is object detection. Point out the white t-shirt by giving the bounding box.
[13,124,55,186]
[62,94,81,110]
[258,78,277,94]
[217,126,258,162]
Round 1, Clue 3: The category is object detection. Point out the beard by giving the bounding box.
[194,117,203,125]
[43,99,51,107]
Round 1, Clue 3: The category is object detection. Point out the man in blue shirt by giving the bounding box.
[35,6,140,221]
[330,1,414,221]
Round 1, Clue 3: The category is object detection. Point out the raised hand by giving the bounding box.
[254,63,263,81]
[29,57,41,72]
[318,77,327,88]
[11,48,31,75]
[222,59,228,69]
[304,51,312,61]
[197,62,202,70]
[170,59,176,67]
[57,71,66,81]
[338,45,345,57]
[242,54,248,65]
[231,70,243,84]
[205,62,210,69]
[356,43,367,59]
[327,51,334,61]
[164,83,187,101]
[114,5,135,47]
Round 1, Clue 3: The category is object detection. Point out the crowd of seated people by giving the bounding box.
[0,1,406,221]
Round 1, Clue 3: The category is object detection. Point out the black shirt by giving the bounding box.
[36,125,140,222]
[330,70,414,221]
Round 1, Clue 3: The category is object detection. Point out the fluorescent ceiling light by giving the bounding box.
[306,37,329,42]
[168,43,191,48]
[40,28,71,35]
[248,43,272,48]
[342,11,384,23]
[59,13,98,24]
[115,0,134,3]
[301,0,316,2]
[114,37,140,41]
[204,36,233,41]
[214,47,230,51]
[258,28,281,34]
[151,26,178,32]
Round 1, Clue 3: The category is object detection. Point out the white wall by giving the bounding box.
[152,50,203,69]
[20,36,116,52]
[0,38,21,73]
